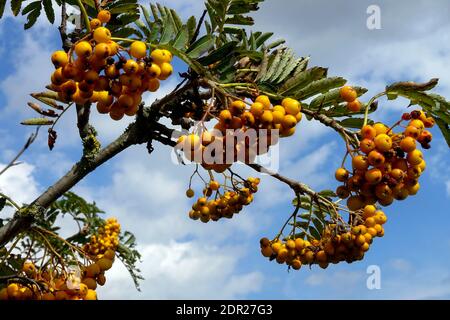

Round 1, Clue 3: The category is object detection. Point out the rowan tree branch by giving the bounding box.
[76,103,93,139]
[301,108,360,148]
[0,82,197,248]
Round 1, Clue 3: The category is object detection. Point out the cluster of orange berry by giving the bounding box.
[340,85,362,112]
[0,218,121,300]
[216,96,303,137]
[187,178,260,222]
[49,10,173,120]
[83,217,120,257]
[335,110,434,209]
[260,205,387,270]
[178,96,301,173]
[0,261,98,300]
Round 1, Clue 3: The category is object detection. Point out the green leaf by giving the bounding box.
[186,35,215,59]
[261,49,283,82]
[172,27,189,50]
[225,14,254,26]
[186,16,197,40]
[318,190,337,198]
[42,0,54,24]
[339,118,371,129]
[386,78,439,92]
[21,118,53,125]
[158,43,206,76]
[109,4,139,14]
[0,197,6,211]
[24,5,41,29]
[140,4,152,26]
[21,1,40,15]
[198,41,238,66]
[434,117,450,147]
[309,87,367,110]
[293,77,347,101]
[312,218,324,236]
[279,67,327,95]
[266,39,286,50]
[309,226,321,240]
[0,0,6,19]
[159,14,175,44]
[11,0,23,16]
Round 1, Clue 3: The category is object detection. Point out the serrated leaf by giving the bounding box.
[298,213,311,220]
[42,0,54,23]
[261,49,283,82]
[11,0,23,16]
[172,27,189,50]
[386,78,439,92]
[186,16,196,40]
[0,0,6,19]
[158,43,206,76]
[24,6,41,29]
[198,41,238,66]
[312,218,324,235]
[21,118,53,125]
[140,4,152,26]
[21,1,40,15]
[309,226,321,240]
[279,67,327,95]
[434,117,450,147]
[309,87,367,110]
[109,4,139,14]
[186,34,215,59]
[318,190,337,198]
[338,118,368,129]
[0,197,6,211]
[266,39,285,50]
[293,77,347,101]
[225,14,254,26]
[273,50,297,84]
[170,9,182,31]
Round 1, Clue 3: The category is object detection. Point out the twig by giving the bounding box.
[0,127,40,176]
[190,10,207,46]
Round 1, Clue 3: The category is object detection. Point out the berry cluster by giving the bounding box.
[83,217,120,257]
[187,178,260,223]
[0,217,121,300]
[335,110,434,209]
[0,261,97,300]
[178,96,302,173]
[259,205,387,270]
[340,85,362,112]
[217,96,303,137]
[49,10,173,121]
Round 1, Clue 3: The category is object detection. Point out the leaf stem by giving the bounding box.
[363,92,385,127]
[77,0,91,33]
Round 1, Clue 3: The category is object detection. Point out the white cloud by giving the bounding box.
[0,162,40,205]
[389,258,412,273]
[97,241,263,299]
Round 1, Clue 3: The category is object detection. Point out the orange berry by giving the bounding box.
[130,41,147,59]
[97,10,111,23]
[374,134,392,152]
[347,99,362,112]
[75,41,93,58]
[51,50,69,68]
[352,155,369,170]
[282,98,301,115]
[361,125,377,139]
[335,168,349,182]
[340,86,357,102]
[360,139,376,154]
[93,27,111,43]
[90,18,102,29]
[367,150,385,167]
[94,43,111,59]
[400,136,416,152]
[256,95,272,110]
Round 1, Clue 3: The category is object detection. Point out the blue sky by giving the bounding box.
[0,0,449,299]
